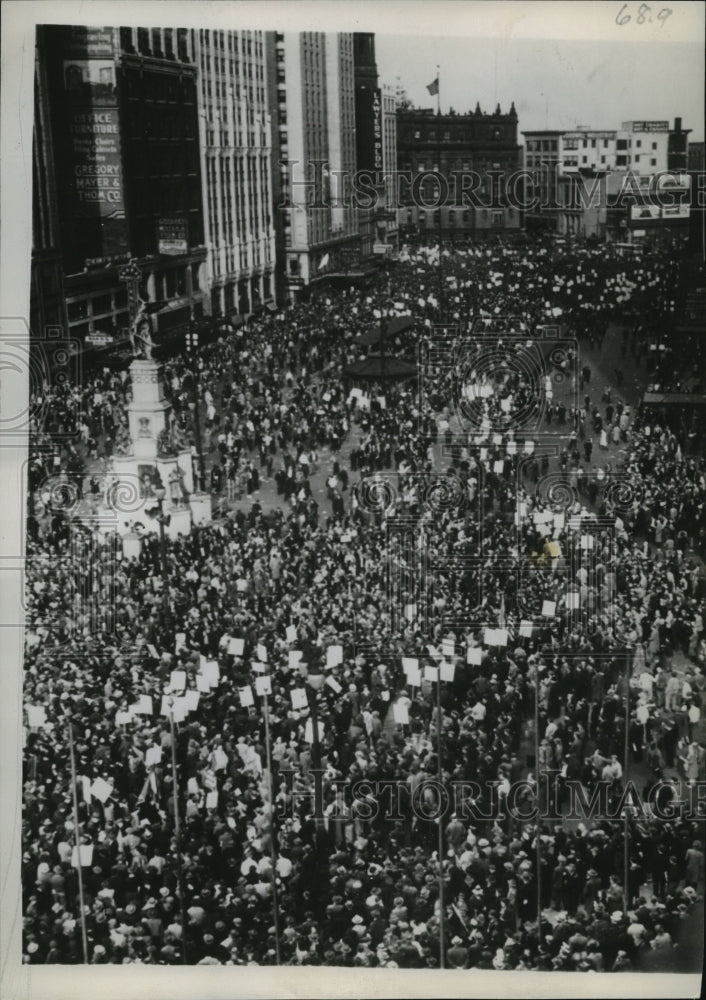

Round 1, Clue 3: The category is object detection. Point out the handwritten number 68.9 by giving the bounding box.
[616,3,673,26]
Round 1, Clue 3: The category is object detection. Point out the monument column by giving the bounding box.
[127,359,172,461]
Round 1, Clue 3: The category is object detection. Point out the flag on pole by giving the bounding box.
[426,77,439,96]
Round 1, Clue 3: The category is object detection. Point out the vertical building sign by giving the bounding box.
[61,26,128,262]
[373,89,383,172]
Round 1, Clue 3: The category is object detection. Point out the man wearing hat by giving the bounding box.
[447,935,469,968]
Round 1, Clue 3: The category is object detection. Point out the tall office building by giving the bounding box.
[353,33,379,259]
[190,29,276,320]
[379,84,400,252]
[32,24,207,361]
[31,30,68,339]
[397,103,522,236]
[270,31,359,299]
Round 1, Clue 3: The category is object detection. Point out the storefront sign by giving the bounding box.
[631,120,669,132]
[158,216,189,256]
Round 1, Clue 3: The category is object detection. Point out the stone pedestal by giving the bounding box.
[167,506,192,539]
[189,491,213,526]
[127,359,172,462]
[98,359,215,536]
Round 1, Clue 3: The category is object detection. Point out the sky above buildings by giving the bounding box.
[375,33,704,143]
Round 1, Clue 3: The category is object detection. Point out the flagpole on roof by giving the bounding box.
[436,64,440,117]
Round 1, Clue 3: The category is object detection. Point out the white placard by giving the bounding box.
[169,670,186,692]
[441,640,455,660]
[171,698,187,723]
[288,650,303,669]
[402,657,419,674]
[26,705,47,729]
[304,719,325,745]
[580,534,594,550]
[493,460,504,474]
[254,676,272,697]
[290,688,308,711]
[136,695,153,715]
[440,661,455,682]
[519,621,533,638]
[90,778,113,803]
[205,790,219,810]
[145,745,162,767]
[326,645,343,668]
[406,666,422,686]
[424,665,439,682]
[251,661,266,673]
[239,687,254,708]
[196,674,210,693]
[467,646,482,665]
[203,661,220,686]
[184,690,200,711]
[71,844,93,868]
[541,600,557,618]
[256,644,268,662]
[228,637,245,657]
[404,603,417,622]
[326,676,342,694]
[565,592,580,609]
[286,625,298,643]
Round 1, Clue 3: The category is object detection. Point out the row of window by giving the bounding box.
[406,127,509,143]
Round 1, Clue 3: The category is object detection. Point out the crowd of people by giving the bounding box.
[22,234,705,969]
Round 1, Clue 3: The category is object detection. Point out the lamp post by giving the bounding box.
[185,315,207,494]
[166,698,189,964]
[153,487,170,623]
[433,671,446,970]
[306,672,326,772]
[66,713,89,964]
[259,684,282,965]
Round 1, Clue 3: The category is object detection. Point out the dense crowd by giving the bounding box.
[22,235,705,969]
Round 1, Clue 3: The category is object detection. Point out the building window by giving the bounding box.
[67,299,88,322]
[603,139,609,147]
[651,158,657,166]
[635,155,640,163]
[601,156,606,164]
[617,139,627,150]
[652,142,657,150]
[591,139,596,148]
[636,139,641,148]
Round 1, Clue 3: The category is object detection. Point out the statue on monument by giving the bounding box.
[129,298,155,361]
